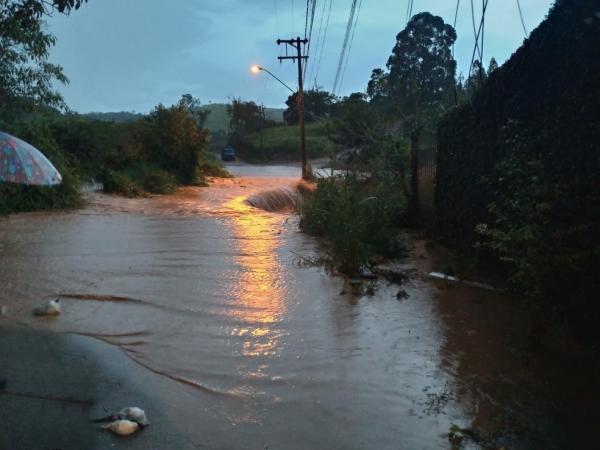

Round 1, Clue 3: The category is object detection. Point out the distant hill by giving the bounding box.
[82,111,144,123]
[81,104,285,133]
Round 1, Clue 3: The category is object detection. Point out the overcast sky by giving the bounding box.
[47,0,555,113]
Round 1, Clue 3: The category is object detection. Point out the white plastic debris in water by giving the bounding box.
[427,272,502,292]
[33,299,61,316]
[428,272,460,283]
[103,419,140,436]
[0,306,7,317]
[93,406,150,428]
[117,407,150,426]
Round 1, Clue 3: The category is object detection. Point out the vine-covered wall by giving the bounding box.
[435,0,600,332]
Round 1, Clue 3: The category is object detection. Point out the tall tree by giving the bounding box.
[226,99,273,135]
[465,59,487,96]
[366,68,389,102]
[488,57,499,74]
[283,89,336,125]
[0,0,88,112]
[385,12,456,211]
[386,12,457,140]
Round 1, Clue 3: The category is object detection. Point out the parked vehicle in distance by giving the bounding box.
[221,146,236,161]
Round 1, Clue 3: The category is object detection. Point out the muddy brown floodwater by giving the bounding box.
[0,163,598,449]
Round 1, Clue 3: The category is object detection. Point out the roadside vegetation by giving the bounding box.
[0,1,228,215]
[299,12,456,273]
[242,122,334,162]
[299,2,600,342]
[226,94,335,162]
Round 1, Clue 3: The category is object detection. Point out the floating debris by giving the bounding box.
[93,406,150,427]
[117,407,150,427]
[0,306,7,317]
[396,289,409,300]
[33,299,61,316]
[427,272,502,292]
[103,419,140,436]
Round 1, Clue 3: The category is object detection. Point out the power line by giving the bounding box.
[304,0,310,38]
[308,0,328,86]
[453,0,461,29]
[303,0,317,79]
[468,0,489,77]
[452,0,461,58]
[338,0,363,94]
[480,0,485,62]
[312,0,333,88]
[516,0,529,37]
[332,0,358,95]
[470,0,480,61]
[405,0,415,23]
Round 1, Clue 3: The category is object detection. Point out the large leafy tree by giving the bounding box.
[366,68,389,102]
[379,12,456,211]
[386,12,457,145]
[144,95,209,184]
[226,98,273,134]
[283,89,336,125]
[0,0,87,112]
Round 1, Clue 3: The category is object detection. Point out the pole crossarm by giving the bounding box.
[277,38,309,63]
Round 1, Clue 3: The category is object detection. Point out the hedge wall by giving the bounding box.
[437,0,599,241]
[435,0,600,332]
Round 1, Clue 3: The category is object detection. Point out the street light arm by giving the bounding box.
[257,66,296,94]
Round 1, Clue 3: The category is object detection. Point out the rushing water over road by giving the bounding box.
[0,164,598,449]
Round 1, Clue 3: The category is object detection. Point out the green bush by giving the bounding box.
[102,171,146,198]
[300,176,407,273]
[102,166,179,197]
[198,153,232,179]
[0,171,84,215]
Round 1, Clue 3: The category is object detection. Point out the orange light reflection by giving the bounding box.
[226,196,286,358]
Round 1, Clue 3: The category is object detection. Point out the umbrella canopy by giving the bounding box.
[0,132,62,186]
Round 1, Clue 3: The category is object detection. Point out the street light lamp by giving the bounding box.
[250,65,296,94]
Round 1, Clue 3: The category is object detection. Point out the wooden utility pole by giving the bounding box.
[277,37,309,180]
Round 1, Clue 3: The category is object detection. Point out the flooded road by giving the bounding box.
[0,164,597,449]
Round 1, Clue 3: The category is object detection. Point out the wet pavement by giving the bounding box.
[0,163,598,449]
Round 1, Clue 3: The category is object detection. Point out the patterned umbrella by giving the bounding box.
[0,131,62,186]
